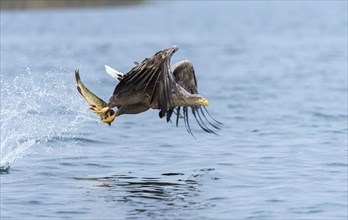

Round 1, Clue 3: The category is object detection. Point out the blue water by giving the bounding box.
[1,2,347,219]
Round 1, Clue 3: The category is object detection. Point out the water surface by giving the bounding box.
[1,2,347,219]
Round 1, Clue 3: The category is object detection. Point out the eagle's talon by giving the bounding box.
[91,106,110,115]
[100,109,116,125]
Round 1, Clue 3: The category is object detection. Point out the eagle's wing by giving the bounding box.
[171,60,198,94]
[171,60,222,135]
[112,46,179,118]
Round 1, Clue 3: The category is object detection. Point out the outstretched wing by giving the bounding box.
[112,46,179,118]
[171,60,222,135]
[171,60,198,94]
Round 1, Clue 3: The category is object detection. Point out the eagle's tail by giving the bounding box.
[105,65,124,81]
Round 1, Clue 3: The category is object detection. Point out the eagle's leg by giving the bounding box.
[97,104,149,126]
[99,108,116,126]
[90,105,116,126]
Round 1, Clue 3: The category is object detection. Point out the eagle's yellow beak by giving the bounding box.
[198,97,209,106]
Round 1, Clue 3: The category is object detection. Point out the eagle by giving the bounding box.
[75,45,221,135]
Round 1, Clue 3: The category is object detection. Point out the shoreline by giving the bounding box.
[0,0,145,10]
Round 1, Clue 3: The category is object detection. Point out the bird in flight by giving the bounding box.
[75,45,221,135]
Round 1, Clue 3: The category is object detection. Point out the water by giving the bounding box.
[1,1,347,219]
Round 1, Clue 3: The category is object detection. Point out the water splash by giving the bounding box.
[0,68,92,171]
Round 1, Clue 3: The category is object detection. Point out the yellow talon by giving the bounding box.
[90,106,110,115]
[100,109,116,126]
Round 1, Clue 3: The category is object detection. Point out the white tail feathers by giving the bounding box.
[105,65,124,81]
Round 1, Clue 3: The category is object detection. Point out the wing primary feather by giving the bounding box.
[198,106,221,130]
[191,107,216,134]
[134,68,154,91]
[183,107,188,132]
[183,107,195,137]
[194,107,216,134]
[150,69,162,103]
[202,106,223,125]
[127,69,144,84]
[134,63,158,86]
[166,108,173,122]
[164,71,172,109]
[143,66,159,92]
[158,65,174,118]
[191,107,207,132]
[125,62,151,83]
[175,106,181,127]
[158,82,165,117]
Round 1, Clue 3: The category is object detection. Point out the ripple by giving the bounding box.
[161,172,184,176]
[197,168,215,172]
[265,199,285,203]
[207,197,228,201]
[325,162,347,167]
[74,168,216,217]
[217,162,235,166]
[55,210,88,215]
[28,200,41,205]
[46,136,106,144]
[288,207,324,214]
[310,111,347,120]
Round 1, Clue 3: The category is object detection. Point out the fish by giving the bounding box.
[75,70,116,125]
